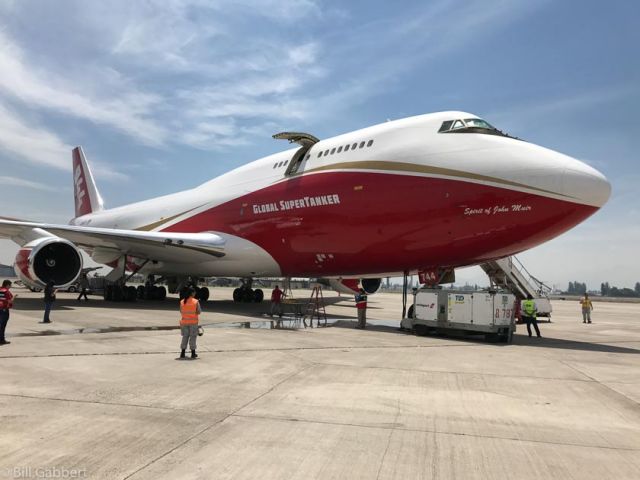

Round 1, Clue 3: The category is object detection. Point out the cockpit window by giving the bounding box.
[438,117,518,139]
[463,118,494,129]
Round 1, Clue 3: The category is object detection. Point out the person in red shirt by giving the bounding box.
[270,285,285,319]
[0,279,16,345]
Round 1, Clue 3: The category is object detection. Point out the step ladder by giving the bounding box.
[480,256,553,319]
[302,286,328,328]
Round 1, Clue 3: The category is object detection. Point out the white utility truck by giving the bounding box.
[401,288,517,342]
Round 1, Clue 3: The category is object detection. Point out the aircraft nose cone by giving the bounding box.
[562,161,611,208]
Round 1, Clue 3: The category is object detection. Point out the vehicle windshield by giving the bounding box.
[438,117,518,139]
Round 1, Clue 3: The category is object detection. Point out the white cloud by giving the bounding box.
[0,30,167,146]
[0,175,61,192]
[0,102,71,170]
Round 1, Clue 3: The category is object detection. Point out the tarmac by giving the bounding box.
[0,287,639,479]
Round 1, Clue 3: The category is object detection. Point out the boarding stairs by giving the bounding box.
[302,286,328,328]
[480,256,553,319]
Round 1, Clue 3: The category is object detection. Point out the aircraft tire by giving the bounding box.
[126,286,137,301]
[407,305,415,319]
[242,288,254,303]
[159,286,167,300]
[112,286,124,302]
[137,285,145,299]
[233,288,242,302]
[104,285,112,301]
[198,287,210,302]
[253,288,264,303]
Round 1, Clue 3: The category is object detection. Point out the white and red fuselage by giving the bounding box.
[67,111,610,280]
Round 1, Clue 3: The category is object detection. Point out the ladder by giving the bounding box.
[302,286,328,328]
[480,256,550,299]
[480,256,553,318]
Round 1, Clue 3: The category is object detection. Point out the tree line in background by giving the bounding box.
[566,281,640,297]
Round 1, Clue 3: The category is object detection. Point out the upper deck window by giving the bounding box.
[438,117,517,139]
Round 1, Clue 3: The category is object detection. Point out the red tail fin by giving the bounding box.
[72,146,104,218]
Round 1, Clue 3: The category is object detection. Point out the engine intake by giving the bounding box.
[322,277,383,295]
[14,237,83,288]
[361,278,382,295]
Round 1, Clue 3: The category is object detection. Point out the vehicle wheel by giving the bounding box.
[414,324,429,336]
[137,285,145,299]
[253,288,264,303]
[233,288,242,302]
[157,286,167,301]
[68,286,77,293]
[407,305,415,319]
[104,285,112,301]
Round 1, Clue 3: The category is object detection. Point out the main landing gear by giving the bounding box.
[233,278,264,303]
[175,276,210,302]
[180,285,210,302]
[103,276,167,301]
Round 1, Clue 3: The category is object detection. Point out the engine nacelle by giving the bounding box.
[361,278,382,295]
[322,277,383,295]
[14,237,83,289]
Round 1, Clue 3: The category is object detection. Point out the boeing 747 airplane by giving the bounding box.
[0,112,611,301]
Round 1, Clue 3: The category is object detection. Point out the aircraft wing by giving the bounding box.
[0,218,225,263]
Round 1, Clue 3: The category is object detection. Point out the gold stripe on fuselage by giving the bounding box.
[301,160,572,199]
[135,205,205,232]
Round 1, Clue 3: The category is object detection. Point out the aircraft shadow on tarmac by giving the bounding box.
[331,321,640,355]
[12,297,637,355]
[11,295,348,314]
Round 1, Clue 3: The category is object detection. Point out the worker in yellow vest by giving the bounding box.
[579,293,593,323]
[179,288,201,359]
[521,294,541,338]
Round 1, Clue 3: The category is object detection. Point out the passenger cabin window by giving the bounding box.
[367,140,374,147]
[273,163,278,169]
[352,143,357,149]
[438,118,517,139]
[359,141,365,148]
[283,160,289,166]
[330,148,336,155]
[337,146,343,153]
[344,144,350,151]
[317,151,322,158]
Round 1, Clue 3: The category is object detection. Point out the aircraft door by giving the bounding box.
[272,132,319,176]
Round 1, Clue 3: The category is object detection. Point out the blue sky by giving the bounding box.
[0,0,638,290]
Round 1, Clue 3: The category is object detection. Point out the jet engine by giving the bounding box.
[322,277,383,295]
[14,237,83,289]
[361,278,382,295]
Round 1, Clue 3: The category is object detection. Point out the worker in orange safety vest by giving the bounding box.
[179,287,201,359]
